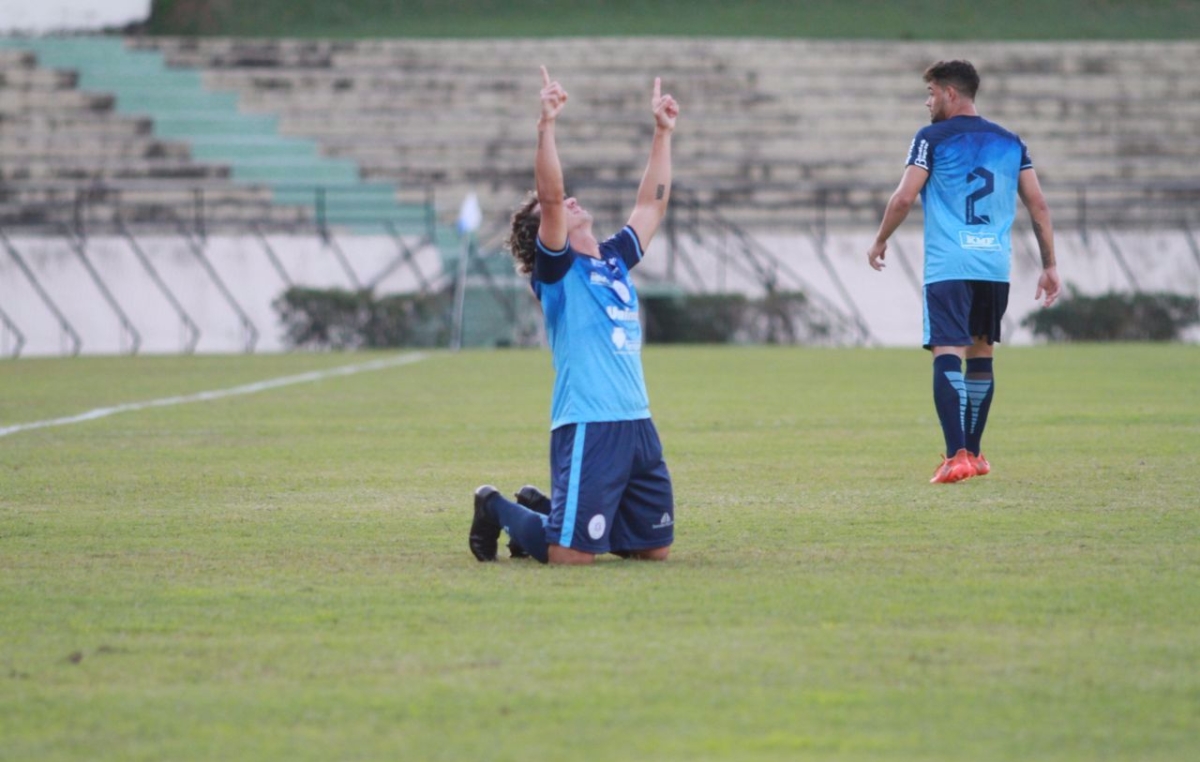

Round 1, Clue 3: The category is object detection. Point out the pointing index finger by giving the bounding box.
[653,77,661,101]
[541,65,551,87]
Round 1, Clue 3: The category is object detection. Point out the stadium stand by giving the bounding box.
[5,35,1198,233]
[0,42,311,230]
[0,37,440,235]
[1,35,1198,355]
[122,36,1200,231]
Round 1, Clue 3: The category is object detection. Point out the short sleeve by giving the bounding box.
[534,237,574,285]
[906,130,932,171]
[605,226,645,270]
[1019,138,1033,170]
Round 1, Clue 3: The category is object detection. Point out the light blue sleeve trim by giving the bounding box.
[537,237,570,256]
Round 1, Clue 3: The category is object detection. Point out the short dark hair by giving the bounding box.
[923,60,980,100]
[506,192,540,275]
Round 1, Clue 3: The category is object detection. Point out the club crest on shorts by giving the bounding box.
[588,514,606,540]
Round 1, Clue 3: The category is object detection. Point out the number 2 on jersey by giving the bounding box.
[965,167,994,225]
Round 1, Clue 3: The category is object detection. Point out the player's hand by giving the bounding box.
[652,77,678,132]
[867,240,887,271]
[1035,266,1061,307]
[540,65,567,122]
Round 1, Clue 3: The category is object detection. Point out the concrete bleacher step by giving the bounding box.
[0,137,192,161]
[0,159,232,182]
[150,110,279,137]
[186,133,319,160]
[0,87,115,111]
[1,112,156,137]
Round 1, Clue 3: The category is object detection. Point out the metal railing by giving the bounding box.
[4,178,1199,237]
[0,181,442,240]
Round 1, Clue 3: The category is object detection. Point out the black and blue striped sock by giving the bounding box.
[932,354,966,455]
[965,357,995,456]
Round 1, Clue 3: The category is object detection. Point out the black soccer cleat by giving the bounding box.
[469,485,502,562]
[514,485,551,515]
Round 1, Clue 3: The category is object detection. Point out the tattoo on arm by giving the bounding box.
[537,129,544,149]
[1032,220,1055,268]
[655,184,665,200]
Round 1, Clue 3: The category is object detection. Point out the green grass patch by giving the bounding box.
[1,344,1198,760]
[145,0,1200,39]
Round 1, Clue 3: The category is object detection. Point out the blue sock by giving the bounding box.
[489,494,549,564]
[932,354,967,455]
[965,357,995,456]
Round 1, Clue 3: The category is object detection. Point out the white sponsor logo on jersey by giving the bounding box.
[959,231,1001,251]
[612,279,631,303]
[913,138,930,169]
[612,326,627,349]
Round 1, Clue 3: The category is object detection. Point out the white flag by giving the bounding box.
[457,192,482,235]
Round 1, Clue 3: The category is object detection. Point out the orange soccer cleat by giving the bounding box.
[930,449,975,484]
[970,452,991,477]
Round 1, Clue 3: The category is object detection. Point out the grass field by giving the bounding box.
[145,0,1200,39]
[1,344,1197,760]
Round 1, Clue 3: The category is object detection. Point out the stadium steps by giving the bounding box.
[128,36,1200,233]
[0,38,303,228]
[0,36,432,235]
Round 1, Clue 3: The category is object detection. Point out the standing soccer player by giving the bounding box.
[469,66,679,563]
[867,60,1062,483]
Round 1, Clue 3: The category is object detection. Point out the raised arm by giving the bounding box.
[626,77,679,248]
[867,164,929,271]
[536,65,569,251]
[1018,167,1061,307]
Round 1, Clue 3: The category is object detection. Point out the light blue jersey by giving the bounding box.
[533,226,650,430]
[907,115,1032,284]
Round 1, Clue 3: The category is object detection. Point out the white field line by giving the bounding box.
[0,352,429,439]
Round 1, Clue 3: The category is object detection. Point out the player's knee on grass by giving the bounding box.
[548,544,597,565]
[627,546,670,561]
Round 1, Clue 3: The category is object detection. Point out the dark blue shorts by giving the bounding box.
[923,280,1010,349]
[545,419,674,554]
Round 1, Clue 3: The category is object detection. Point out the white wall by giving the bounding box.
[2,230,1198,357]
[634,229,1200,348]
[0,233,444,356]
[0,0,150,33]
